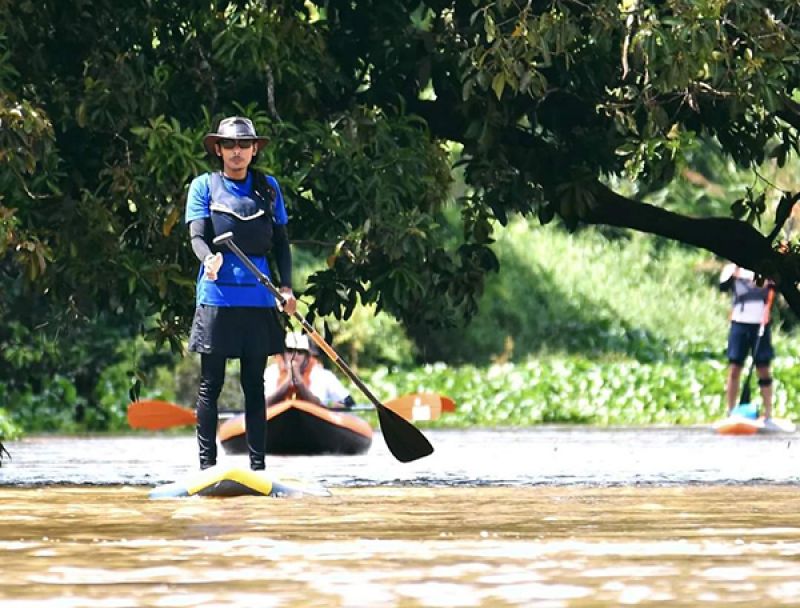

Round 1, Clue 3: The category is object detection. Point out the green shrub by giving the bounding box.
[415,219,732,363]
[4,375,87,433]
[144,220,799,427]
[361,349,800,427]
[14,219,796,432]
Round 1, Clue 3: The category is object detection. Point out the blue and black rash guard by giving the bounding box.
[185,171,291,307]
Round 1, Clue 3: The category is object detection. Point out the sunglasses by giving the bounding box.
[218,139,254,150]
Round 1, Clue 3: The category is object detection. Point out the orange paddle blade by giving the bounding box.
[128,400,197,430]
[441,396,456,413]
[383,393,456,422]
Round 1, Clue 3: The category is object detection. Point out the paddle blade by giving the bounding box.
[376,404,434,462]
[384,393,439,422]
[441,396,456,413]
[382,393,457,422]
[128,400,197,430]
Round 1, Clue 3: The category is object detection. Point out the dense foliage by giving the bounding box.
[148,222,797,429]
[0,1,462,425]
[4,1,800,435]
[363,352,800,427]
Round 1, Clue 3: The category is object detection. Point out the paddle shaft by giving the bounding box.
[739,288,775,405]
[128,393,450,431]
[212,232,433,462]
[215,236,383,408]
[738,332,762,406]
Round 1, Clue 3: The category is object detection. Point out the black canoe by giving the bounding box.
[219,399,373,456]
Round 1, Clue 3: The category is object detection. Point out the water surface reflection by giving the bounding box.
[2,486,800,607]
[1,428,799,607]
[2,426,799,486]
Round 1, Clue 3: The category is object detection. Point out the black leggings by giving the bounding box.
[196,353,268,469]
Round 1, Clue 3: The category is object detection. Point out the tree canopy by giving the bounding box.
[3,1,800,411]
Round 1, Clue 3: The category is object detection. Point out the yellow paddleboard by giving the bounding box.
[149,465,330,499]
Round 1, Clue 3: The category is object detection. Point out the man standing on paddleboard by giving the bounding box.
[719,263,777,427]
[185,116,296,471]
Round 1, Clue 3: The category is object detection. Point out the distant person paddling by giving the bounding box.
[718,263,777,427]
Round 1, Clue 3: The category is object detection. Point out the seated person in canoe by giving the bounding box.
[264,332,355,409]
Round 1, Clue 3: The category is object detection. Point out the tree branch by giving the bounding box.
[777,95,800,131]
[582,182,800,315]
[412,99,800,315]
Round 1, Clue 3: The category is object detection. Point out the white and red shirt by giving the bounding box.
[264,358,351,406]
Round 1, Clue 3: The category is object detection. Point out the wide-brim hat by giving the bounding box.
[285,332,310,352]
[203,116,268,156]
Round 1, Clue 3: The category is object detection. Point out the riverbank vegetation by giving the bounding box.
[337,222,800,427]
[4,3,800,437]
[94,222,800,431]
[3,218,800,437]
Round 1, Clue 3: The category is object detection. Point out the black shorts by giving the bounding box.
[189,304,285,358]
[726,321,774,366]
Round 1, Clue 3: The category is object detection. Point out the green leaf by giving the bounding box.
[491,72,506,100]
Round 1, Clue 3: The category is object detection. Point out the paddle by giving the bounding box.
[372,392,454,422]
[128,393,455,431]
[737,288,775,410]
[219,231,434,462]
[128,399,241,430]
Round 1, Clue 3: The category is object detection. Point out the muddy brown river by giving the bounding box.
[1,427,799,606]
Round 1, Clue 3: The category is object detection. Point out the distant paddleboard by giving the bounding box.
[713,416,796,436]
[761,418,797,434]
[713,416,760,436]
[149,465,331,499]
